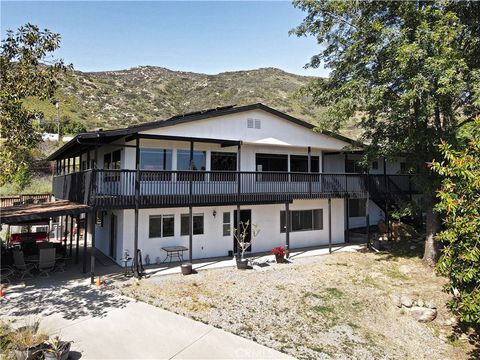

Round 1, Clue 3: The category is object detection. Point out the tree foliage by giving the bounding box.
[0,23,69,189]
[431,118,480,324]
[291,0,480,262]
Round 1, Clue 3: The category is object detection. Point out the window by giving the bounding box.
[371,161,379,170]
[149,215,174,238]
[349,199,366,217]
[280,209,323,233]
[140,149,172,170]
[290,155,320,173]
[223,212,231,236]
[104,150,121,169]
[211,152,237,181]
[177,150,206,181]
[256,153,288,181]
[345,159,364,173]
[181,213,204,235]
[400,162,408,174]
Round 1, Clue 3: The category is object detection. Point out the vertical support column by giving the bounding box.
[133,136,140,277]
[236,143,242,258]
[285,202,290,257]
[82,213,89,273]
[67,158,71,174]
[63,216,68,254]
[188,141,194,263]
[328,198,332,253]
[307,146,312,195]
[75,215,80,264]
[73,156,76,173]
[69,215,74,256]
[345,197,350,243]
[90,209,96,284]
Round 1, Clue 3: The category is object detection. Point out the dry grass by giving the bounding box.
[119,244,475,359]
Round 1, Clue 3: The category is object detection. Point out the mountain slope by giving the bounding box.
[24,66,360,138]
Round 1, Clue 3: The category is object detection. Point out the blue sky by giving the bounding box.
[1,1,327,76]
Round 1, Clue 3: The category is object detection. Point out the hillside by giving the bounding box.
[24,66,360,138]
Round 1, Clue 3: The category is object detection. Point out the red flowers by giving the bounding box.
[271,246,287,257]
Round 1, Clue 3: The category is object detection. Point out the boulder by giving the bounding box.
[409,306,437,322]
[425,300,437,309]
[391,293,402,308]
[401,296,414,308]
[416,299,425,308]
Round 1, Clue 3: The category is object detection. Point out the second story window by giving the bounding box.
[177,150,206,181]
[140,149,172,170]
[104,150,121,169]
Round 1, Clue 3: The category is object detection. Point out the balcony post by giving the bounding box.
[308,146,312,195]
[236,143,242,257]
[133,135,140,277]
[285,202,290,257]
[189,141,194,262]
[328,198,332,253]
[345,197,350,243]
[69,215,74,256]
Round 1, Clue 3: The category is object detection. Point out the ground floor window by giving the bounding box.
[149,214,174,238]
[180,213,204,235]
[349,198,366,217]
[222,212,231,236]
[280,209,323,233]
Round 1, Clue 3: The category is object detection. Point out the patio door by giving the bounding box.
[233,209,252,254]
[109,214,117,259]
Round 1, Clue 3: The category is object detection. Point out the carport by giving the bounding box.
[1,200,94,279]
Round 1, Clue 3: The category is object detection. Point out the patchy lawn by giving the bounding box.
[117,244,475,359]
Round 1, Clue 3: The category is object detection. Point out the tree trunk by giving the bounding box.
[423,205,441,266]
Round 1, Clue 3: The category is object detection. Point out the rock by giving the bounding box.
[401,296,414,308]
[416,299,425,308]
[425,300,436,309]
[391,293,402,308]
[399,265,412,275]
[409,306,437,322]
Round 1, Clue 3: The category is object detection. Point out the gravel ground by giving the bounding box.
[117,245,473,359]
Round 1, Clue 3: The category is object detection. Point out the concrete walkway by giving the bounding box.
[1,277,290,359]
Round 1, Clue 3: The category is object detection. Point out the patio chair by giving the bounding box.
[38,248,56,277]
[54,256,67,273]
[12,250,35,279]
[1,267,15,284]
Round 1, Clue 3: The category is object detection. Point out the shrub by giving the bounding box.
[272,246,287,257]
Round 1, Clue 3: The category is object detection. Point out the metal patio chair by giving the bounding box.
[12,250,35,279]
[1,267,15,284]
[38,248,56,277]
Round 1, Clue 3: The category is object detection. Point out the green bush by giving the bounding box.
[430,118,480,325]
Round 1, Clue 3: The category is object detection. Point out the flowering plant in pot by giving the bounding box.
[272,246,287,263]
[43,336,71,360]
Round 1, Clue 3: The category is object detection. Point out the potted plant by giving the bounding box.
[43,336,71,360]
[8,322,48,360]
[234,220,259,269]
[272,246,287,263]
[181,263,192,275]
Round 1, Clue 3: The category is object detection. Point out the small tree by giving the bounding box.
[234,220,259,261]
[430,118,480,325]
[0,23,69,189]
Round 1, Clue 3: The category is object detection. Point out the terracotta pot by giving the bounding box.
[275,254,285,263]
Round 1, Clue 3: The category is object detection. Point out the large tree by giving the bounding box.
[291,0,480,264]
[0,23,69,189]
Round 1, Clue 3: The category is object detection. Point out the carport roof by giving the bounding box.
[0,200,91,224]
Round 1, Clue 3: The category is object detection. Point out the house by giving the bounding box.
[47,103,417,272]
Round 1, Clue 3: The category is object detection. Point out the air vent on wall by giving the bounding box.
[247,118,261,129]
[247,118,254,128]
[254,119,261,129]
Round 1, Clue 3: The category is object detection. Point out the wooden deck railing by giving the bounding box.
[0,193,52,208]
[52,170,418,209]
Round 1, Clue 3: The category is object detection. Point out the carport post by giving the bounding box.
[82,213,88,273]
[69,216,74,256]
[63,215,68,254]
[75,215,80,264]
[328,198,332,254]
[133,136,140,277]
[90,209,96,284]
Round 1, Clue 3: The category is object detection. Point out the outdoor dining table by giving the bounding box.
[161,246,188,263]
[25,253,65,263]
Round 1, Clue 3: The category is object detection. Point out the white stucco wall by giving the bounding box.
[98,199,346,264]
